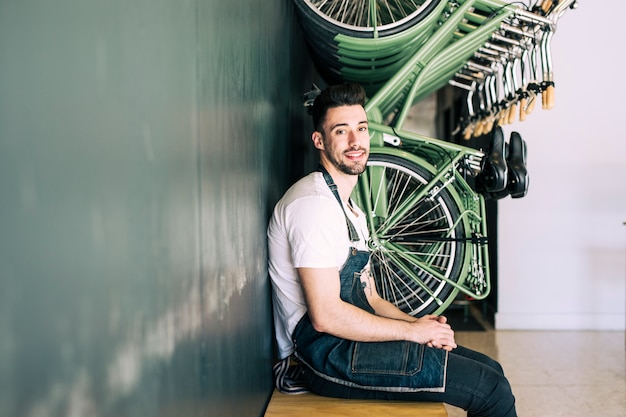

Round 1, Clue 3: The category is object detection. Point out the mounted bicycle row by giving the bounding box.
[293,0,577,315]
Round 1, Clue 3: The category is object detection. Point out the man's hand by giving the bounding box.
[410,315,457,352]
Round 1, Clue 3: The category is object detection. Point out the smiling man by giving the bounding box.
[267,83,517,417]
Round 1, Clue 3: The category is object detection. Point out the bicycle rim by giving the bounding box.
[300,0,439,35]
[357,153,465,316]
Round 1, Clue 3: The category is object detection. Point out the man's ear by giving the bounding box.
[312,131,324,150]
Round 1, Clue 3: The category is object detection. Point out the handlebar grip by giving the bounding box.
[498,109,507,126]
[485,117,495,133]
[525,94,537,116]
[508,103,517,125]
[519,98,527,121]
[541,0,553,13]
[473,120,484,137]
[542,85,555,110]
[463,124,473,140]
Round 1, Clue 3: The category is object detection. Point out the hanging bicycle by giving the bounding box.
[295,0,577,315]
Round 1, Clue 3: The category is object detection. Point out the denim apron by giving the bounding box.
[291,166,447,393]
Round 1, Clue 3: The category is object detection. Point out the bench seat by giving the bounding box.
[265,389,448,416]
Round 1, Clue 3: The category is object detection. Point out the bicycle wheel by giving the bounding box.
[295,0,441,37]
[356,153,466,316]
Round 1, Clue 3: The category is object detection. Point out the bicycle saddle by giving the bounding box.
[486,131,529,200]
[506,131,529,198]
[477,125,508,194]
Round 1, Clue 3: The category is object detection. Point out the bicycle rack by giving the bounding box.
[294,0,577,315]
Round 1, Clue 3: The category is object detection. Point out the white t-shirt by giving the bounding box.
[267,171,369,359]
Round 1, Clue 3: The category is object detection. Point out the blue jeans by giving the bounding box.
[301,344,517,417]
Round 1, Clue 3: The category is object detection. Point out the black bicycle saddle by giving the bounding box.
[477,125,508,194]
[506,131,529,198]
[485,131,529,200]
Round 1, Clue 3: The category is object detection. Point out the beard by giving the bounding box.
[327,148,369,175]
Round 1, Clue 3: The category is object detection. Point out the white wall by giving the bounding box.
[496,1,626,330]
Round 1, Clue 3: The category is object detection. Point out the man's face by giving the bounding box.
[315,105,370,176]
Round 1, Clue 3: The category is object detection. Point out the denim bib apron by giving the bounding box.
[291,166,447,393]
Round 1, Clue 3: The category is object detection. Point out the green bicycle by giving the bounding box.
[296,0,577,316]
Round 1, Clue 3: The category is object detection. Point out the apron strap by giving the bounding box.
[317,165,360,243]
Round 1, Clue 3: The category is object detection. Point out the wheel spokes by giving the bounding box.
[309,0,433,29]
[362,156,462,315]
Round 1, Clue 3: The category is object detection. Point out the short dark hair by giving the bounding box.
[311,83,367,133]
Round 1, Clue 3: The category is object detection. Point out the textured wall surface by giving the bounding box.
[0,0,313,416]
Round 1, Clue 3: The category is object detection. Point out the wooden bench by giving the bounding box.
[265,389,448,416]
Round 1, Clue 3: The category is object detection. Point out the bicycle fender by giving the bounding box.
[368,147,438,176]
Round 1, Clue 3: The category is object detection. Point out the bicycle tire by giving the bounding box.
[294,0,441,38]
[355,153,465,316]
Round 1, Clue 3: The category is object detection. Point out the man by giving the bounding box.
[268,83,517,417]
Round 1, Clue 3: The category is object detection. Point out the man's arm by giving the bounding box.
[359,268,456,350]
[298,267,457,350]
[359,267,417,322]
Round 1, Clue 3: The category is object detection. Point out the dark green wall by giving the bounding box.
[0,1,314,416]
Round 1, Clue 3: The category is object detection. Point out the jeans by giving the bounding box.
[301,344,517,417]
